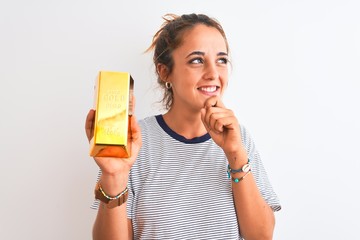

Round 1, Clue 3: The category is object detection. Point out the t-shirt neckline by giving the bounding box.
[155,115,211,144]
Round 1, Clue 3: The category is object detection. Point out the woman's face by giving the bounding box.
[167,24,229,112]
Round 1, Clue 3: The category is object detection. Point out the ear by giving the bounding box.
[157,63,169,82]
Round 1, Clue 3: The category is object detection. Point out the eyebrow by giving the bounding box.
[186,51,228,58]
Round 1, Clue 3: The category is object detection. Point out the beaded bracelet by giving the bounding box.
[98,182,128,200]
[227,159,251,179]
[231,171,251,183]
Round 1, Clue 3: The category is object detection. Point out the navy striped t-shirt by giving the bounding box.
[93,115,281,239]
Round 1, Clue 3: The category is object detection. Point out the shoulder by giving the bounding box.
[138,115,158,129]
[137,115,163,138]
[239,124,258,158]
[239,124,253,145]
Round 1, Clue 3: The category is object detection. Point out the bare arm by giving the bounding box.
[201,96,275,240]
[226,153,275,240]
[85,108,142,240]
[92,175,133,240]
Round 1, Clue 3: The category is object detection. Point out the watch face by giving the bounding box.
[242,164,251,172]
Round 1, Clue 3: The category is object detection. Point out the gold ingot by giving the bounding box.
[89,71,134,158]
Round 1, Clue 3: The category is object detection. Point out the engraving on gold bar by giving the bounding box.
[89,71,134,158]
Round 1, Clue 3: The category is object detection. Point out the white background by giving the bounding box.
[1,0,359,239]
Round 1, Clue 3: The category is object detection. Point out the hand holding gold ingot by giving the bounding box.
[89,71,134,158]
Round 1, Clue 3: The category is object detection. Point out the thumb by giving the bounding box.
[130,115,142,146]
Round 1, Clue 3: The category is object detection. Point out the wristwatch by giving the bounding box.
[94,182,129,209]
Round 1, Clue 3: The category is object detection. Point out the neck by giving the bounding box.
[162,108,207,140]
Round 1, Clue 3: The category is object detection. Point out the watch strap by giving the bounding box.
[94,182,129,209]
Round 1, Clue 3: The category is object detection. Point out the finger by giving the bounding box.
[205,109,235,133]
[85,109,95,141]
[200,108,211,133]
[202,104,225,126]
[210,112,233,133]
[203,96,225,109]
[129,94,135,116]
[212,113,237,132]
[203,97,226,130]
[202,107,220,133]
[130,115,142,146]
[202,105,216,131]
[203,96,219,108]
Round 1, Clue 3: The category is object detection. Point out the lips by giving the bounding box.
[197,86,219,93]
[197,85,220,97]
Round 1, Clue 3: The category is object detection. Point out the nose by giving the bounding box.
[203,62,219,81]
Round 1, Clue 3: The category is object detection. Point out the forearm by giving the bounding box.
[93,174,133,240]
[227,152,275,240]
[93,204,132,240]
[232,174,275,240]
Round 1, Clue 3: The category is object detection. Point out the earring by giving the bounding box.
[165,82,172,89]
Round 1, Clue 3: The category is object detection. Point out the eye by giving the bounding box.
[217,57,228,64]
[189,57,204,64]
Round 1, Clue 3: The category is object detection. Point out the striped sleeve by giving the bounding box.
[90,170,101,210]
[241,125,281,211]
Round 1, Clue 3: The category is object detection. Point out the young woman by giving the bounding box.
[86,13,281,240]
